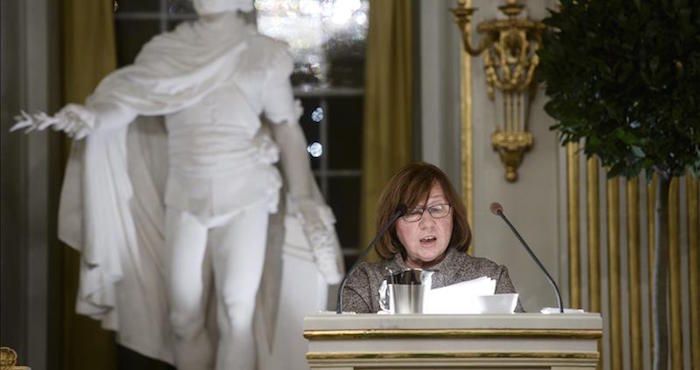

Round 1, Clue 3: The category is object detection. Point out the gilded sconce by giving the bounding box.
[0,347,30,370]
[451,0,545,182]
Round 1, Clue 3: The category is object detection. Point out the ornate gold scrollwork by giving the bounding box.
[451,0,544,182]
[491,131,532,182]
[0,347,30,370]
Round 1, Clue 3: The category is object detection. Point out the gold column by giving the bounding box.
[587,158,601,312]
[669,178,682,370]
[587,158,601,370]
[568,143,581,308]
[647,174,657,353]
[687,175,699,370]
[607,177,622,370]
[461,44,473,253]
[627,179,642,370]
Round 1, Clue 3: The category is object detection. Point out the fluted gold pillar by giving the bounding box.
[687,175,699,370]
[587,158,600,312]
[587,158,601,370]
[460,22,473,254]
[627,179,642,370]
[567,143,581,308]
[647,174,657,353]
[669,178,682,370]
[607,177,622,370]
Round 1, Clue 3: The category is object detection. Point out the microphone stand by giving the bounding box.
[492,203,564,313]
[336,205,407,314]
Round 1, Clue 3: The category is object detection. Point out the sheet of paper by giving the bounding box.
[424,276,518,314]
[435,276,496,296]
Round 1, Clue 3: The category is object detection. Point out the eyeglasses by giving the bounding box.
[401,203,451,222]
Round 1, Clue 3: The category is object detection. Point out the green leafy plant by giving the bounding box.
[537,1,699,369]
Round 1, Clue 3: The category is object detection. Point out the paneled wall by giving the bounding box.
[564,147,699,370]
[422,1,698,369]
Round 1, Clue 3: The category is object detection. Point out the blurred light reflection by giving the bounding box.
[256,0,368,87]
[307,142,323,157]
[311,107,324,122]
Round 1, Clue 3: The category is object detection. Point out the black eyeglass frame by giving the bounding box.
[401,203,451,223]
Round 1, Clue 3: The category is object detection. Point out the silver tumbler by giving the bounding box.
[379,269,433,314]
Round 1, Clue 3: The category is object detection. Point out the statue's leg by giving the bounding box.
[209,204,269,370]
[165,208,215,370]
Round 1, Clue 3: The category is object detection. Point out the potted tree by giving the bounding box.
[537,1,699,369]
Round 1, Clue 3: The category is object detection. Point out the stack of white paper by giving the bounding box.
[423,276,518,314]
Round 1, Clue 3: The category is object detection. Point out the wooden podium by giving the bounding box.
[303,313,602,370]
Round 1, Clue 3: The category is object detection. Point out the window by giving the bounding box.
[113,0,368,264]
[256,0,368,260]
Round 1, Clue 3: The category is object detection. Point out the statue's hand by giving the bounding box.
[11,104,96,139]
[53,104,96,139]
[11,110,59,133]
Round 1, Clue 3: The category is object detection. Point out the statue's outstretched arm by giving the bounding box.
[271,120,344,283]
[262,44,344,282]
[11,101,138,139]
[271,120,314,200]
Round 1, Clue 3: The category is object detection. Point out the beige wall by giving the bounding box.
[419,0,463,184]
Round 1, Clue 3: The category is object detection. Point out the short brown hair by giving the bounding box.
[374,162,471,259]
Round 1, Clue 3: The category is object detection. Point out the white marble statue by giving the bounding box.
[12,1,344,369]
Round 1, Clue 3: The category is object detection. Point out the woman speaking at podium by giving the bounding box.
[342,162,524,313]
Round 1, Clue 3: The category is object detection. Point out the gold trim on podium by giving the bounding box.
[307,351,600,360]
[304,328,603,340]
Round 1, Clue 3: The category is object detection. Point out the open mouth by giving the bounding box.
[420,236,437,243]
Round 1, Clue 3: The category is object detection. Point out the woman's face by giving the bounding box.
[396,182,453,269]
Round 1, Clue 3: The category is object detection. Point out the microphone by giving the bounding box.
[336,204,408,313]
[490,202,564,313]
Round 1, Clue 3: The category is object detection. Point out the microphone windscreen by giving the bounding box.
[489,202,503,215]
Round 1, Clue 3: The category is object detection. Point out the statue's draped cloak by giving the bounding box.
[57,14,326,363]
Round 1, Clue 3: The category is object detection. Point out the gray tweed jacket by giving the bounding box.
[341,247,525,313]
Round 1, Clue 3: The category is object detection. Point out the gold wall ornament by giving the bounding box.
[451,0,545,182]
[491,130,532,182]
[0,347,16,368]
[0,347,30,370]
